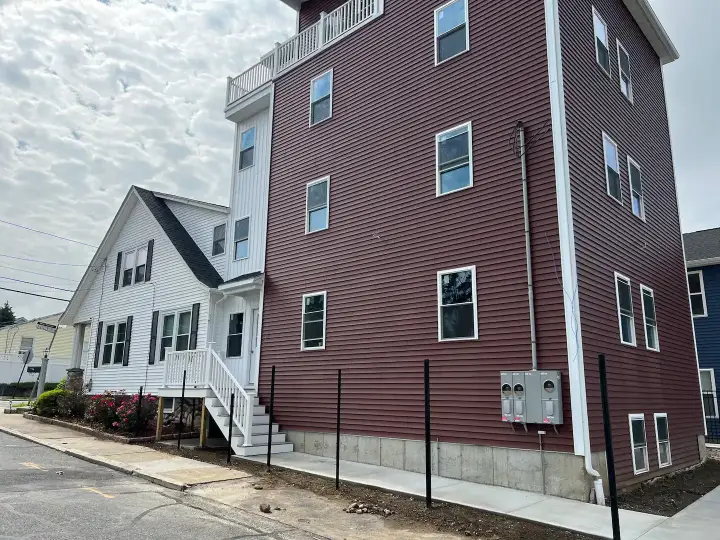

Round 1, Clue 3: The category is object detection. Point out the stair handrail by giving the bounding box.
[207,349,254,447]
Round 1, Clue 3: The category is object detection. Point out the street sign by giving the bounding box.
[37,322,57,333]
[27,366,41,374]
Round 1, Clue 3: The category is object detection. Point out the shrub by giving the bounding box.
[54,376,67,391]
[56,390,87,418]
[85,392,120,430]
[34,388,69,417]
[114,394,158,434]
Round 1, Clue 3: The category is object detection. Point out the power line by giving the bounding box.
[0,219,98,248]
[0,276,76,292]
[0,286,70,302]
[0,253,88,267]
[0,263,80,283]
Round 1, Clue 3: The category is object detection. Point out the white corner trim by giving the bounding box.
[544,0,588,458]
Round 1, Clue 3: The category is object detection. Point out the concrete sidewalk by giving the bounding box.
[245,452,667,540]
[637,485,720,539]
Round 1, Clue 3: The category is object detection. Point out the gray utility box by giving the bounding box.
[500,370,563,425]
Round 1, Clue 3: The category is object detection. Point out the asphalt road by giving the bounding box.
[0,431,323,540]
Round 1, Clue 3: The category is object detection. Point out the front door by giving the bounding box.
[249,308,260,388]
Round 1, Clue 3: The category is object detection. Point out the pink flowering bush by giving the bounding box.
[85,391,157,434]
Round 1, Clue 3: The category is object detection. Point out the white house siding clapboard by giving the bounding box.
[72,198,211,394]
[229,109,271,280]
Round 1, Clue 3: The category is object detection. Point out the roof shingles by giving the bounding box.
[684,228,720,263]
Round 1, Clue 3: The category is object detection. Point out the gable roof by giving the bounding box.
[60,186,225,324]
[684,228,720,267]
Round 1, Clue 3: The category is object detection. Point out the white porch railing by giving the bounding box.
[0,353,24,363]
[163,348,211,388]
[226,0,381,107]
[207,349,254,446]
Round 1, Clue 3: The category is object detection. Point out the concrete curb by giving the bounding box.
[0,424,187,492]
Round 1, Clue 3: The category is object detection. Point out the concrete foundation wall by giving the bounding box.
[285,430,595,501]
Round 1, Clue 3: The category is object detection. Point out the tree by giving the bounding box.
[0,301,15,329]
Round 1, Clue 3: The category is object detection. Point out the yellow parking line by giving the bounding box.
[21,462,48,471]
[84,487,115,499]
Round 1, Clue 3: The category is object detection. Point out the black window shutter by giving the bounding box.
[122,315,133,367]
[94,321,104,368]
[145,239,154,282]
[148,311,159,365]
[189,303,200,350]
[113,252,123,290]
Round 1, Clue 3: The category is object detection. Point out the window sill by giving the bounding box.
[301,346,326,352]
[435,48,469,67]
[306,226,329,235]
[621,92,634,105]
[437,183,473,198]
[620,340,637,348]
[658,462,671,469]
[596,62,612,79]
[693,314,709,319]
[309,115,333,128]
[645,346,661,353]
[439,336,479,343]
[633,468,649,476]
[234,257,250,262]
[239,164,255,173]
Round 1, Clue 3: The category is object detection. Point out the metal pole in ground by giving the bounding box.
[177,370,186,451]
[267,365,276,468]
[135,386,144,437]
[599,354,621,539]
[227,393,235,465]
[424,358,432,509]
[336,368,342,490]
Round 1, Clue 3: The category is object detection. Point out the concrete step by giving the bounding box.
[232,432,287,446]
[216,423,279,438]
[234,443,294,457]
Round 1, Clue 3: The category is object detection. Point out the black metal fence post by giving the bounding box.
[135,386,143,437]
[599,354,621,540]
[336,368,342,490]
[424,358,432,509]
[227,393,235,464]
[267,365,276,468]
[177,370,186,451]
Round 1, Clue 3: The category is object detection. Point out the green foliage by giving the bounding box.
[33,388,70,417]
[85,391,158,434]
[57,390,86,418]
[0,301,15,328]
[55,376,67,391]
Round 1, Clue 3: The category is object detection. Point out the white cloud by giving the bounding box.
[0,0,294,318]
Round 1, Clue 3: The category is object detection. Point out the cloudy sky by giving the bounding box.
[0,0,716,320]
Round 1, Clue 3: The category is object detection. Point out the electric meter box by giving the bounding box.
[500,370,563,425]
[500,372,514,422]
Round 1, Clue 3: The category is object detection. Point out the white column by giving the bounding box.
[70,323,86,370]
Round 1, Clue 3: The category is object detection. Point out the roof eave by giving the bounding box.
[687,257,720,270]
[278,0,302,10]
[623,0,679,65]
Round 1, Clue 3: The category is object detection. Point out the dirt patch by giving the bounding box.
[147,444,599,540]
[617,459,720,516]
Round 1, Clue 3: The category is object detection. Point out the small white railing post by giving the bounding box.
[244,396,253,447]
[204,347,212,386]
[163,350,170,385]
[272,42,280,78]
[318,11,327,48]
[225,76,231,106]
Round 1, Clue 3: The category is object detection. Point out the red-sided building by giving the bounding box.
[223,0,703,501]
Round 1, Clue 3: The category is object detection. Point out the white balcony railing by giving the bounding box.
[226,0,381,107]
[163,348,211,388]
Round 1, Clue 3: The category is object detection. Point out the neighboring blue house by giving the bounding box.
[685,227,720,442]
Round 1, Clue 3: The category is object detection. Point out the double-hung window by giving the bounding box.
[310,70,333,126]
[700,369,719,419]
[234,217,250,260]
[122,247,147,286]
[629,414,649,474]
[654,413,671,468]
[102,321,126,365]
[687,271,707,317]
[640,285,659,351]
[301,292,326,350]
[212,224,226,256]
[627,157,644,219]
[227,313,243,357]
[593,8,611,75]
[434,0,469,64]
[436,122,473,196]
[603,133,621,203]
[437,266,478,341]
[19,337,33,355]
[239,127,255,170]
[159,310,191,361]
[615,273,636,346]
[617,41,633,101]
[306,177,330,233]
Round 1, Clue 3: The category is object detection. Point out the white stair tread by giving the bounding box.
[234,443,294,457]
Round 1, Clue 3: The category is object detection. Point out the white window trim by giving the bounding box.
[239,126,256,171]
[433,0,470,66]
[305,176,331,234]
[211,223,227,258]
[603,132,622,205]
[157,307,193,361]
[101,319,127,366]
[233,216,250,261]
[301,291,327,351]
[436,265,479,342]
[654,413,671,468]
[629,413,649,475]
[121,245,148,287]
[627,156,645,221]
[616,39,633,103]
[436,121,474,197]
[700,368,719,419]
[308,69,333,127]
[688,270,708,318]
[639,284,659,352]
[592,6,611,77]
[614,272,636,347]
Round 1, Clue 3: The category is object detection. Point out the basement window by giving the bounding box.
[436,122,473,196]
[239,127,256,170]
[640,285,659,352]
[617,40,633,101]
[302,292,326,350]
[310,70,333,126]
[593,7,611,75]
[629,414,649,474]
[603,133,621,203]
[434,0,469,64]
[615,272,636,346]
[654,413,671,468]
[437,266,478,341]
[306,177,330,233]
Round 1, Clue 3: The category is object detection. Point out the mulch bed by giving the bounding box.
[148,444,600,540]
[617,459,720,516]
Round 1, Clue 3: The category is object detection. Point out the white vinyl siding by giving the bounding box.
[301,292,327,351]
[640,285,659,352]
[629,414,649,474]
[687,271,708,317]
[603,133,621,203]
[437,266,478,341]
[654,413,671,468]
[593,7,611,75]
[434,0,469,64]
[615,272,636,346]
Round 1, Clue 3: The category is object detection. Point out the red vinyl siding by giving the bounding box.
[298,0,346,32]
[558,0,703,485]
[261,0,574,452]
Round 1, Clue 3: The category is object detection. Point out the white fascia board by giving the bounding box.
[687,257,720,269]
[153,192,229,214]
[622,0,679,64]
